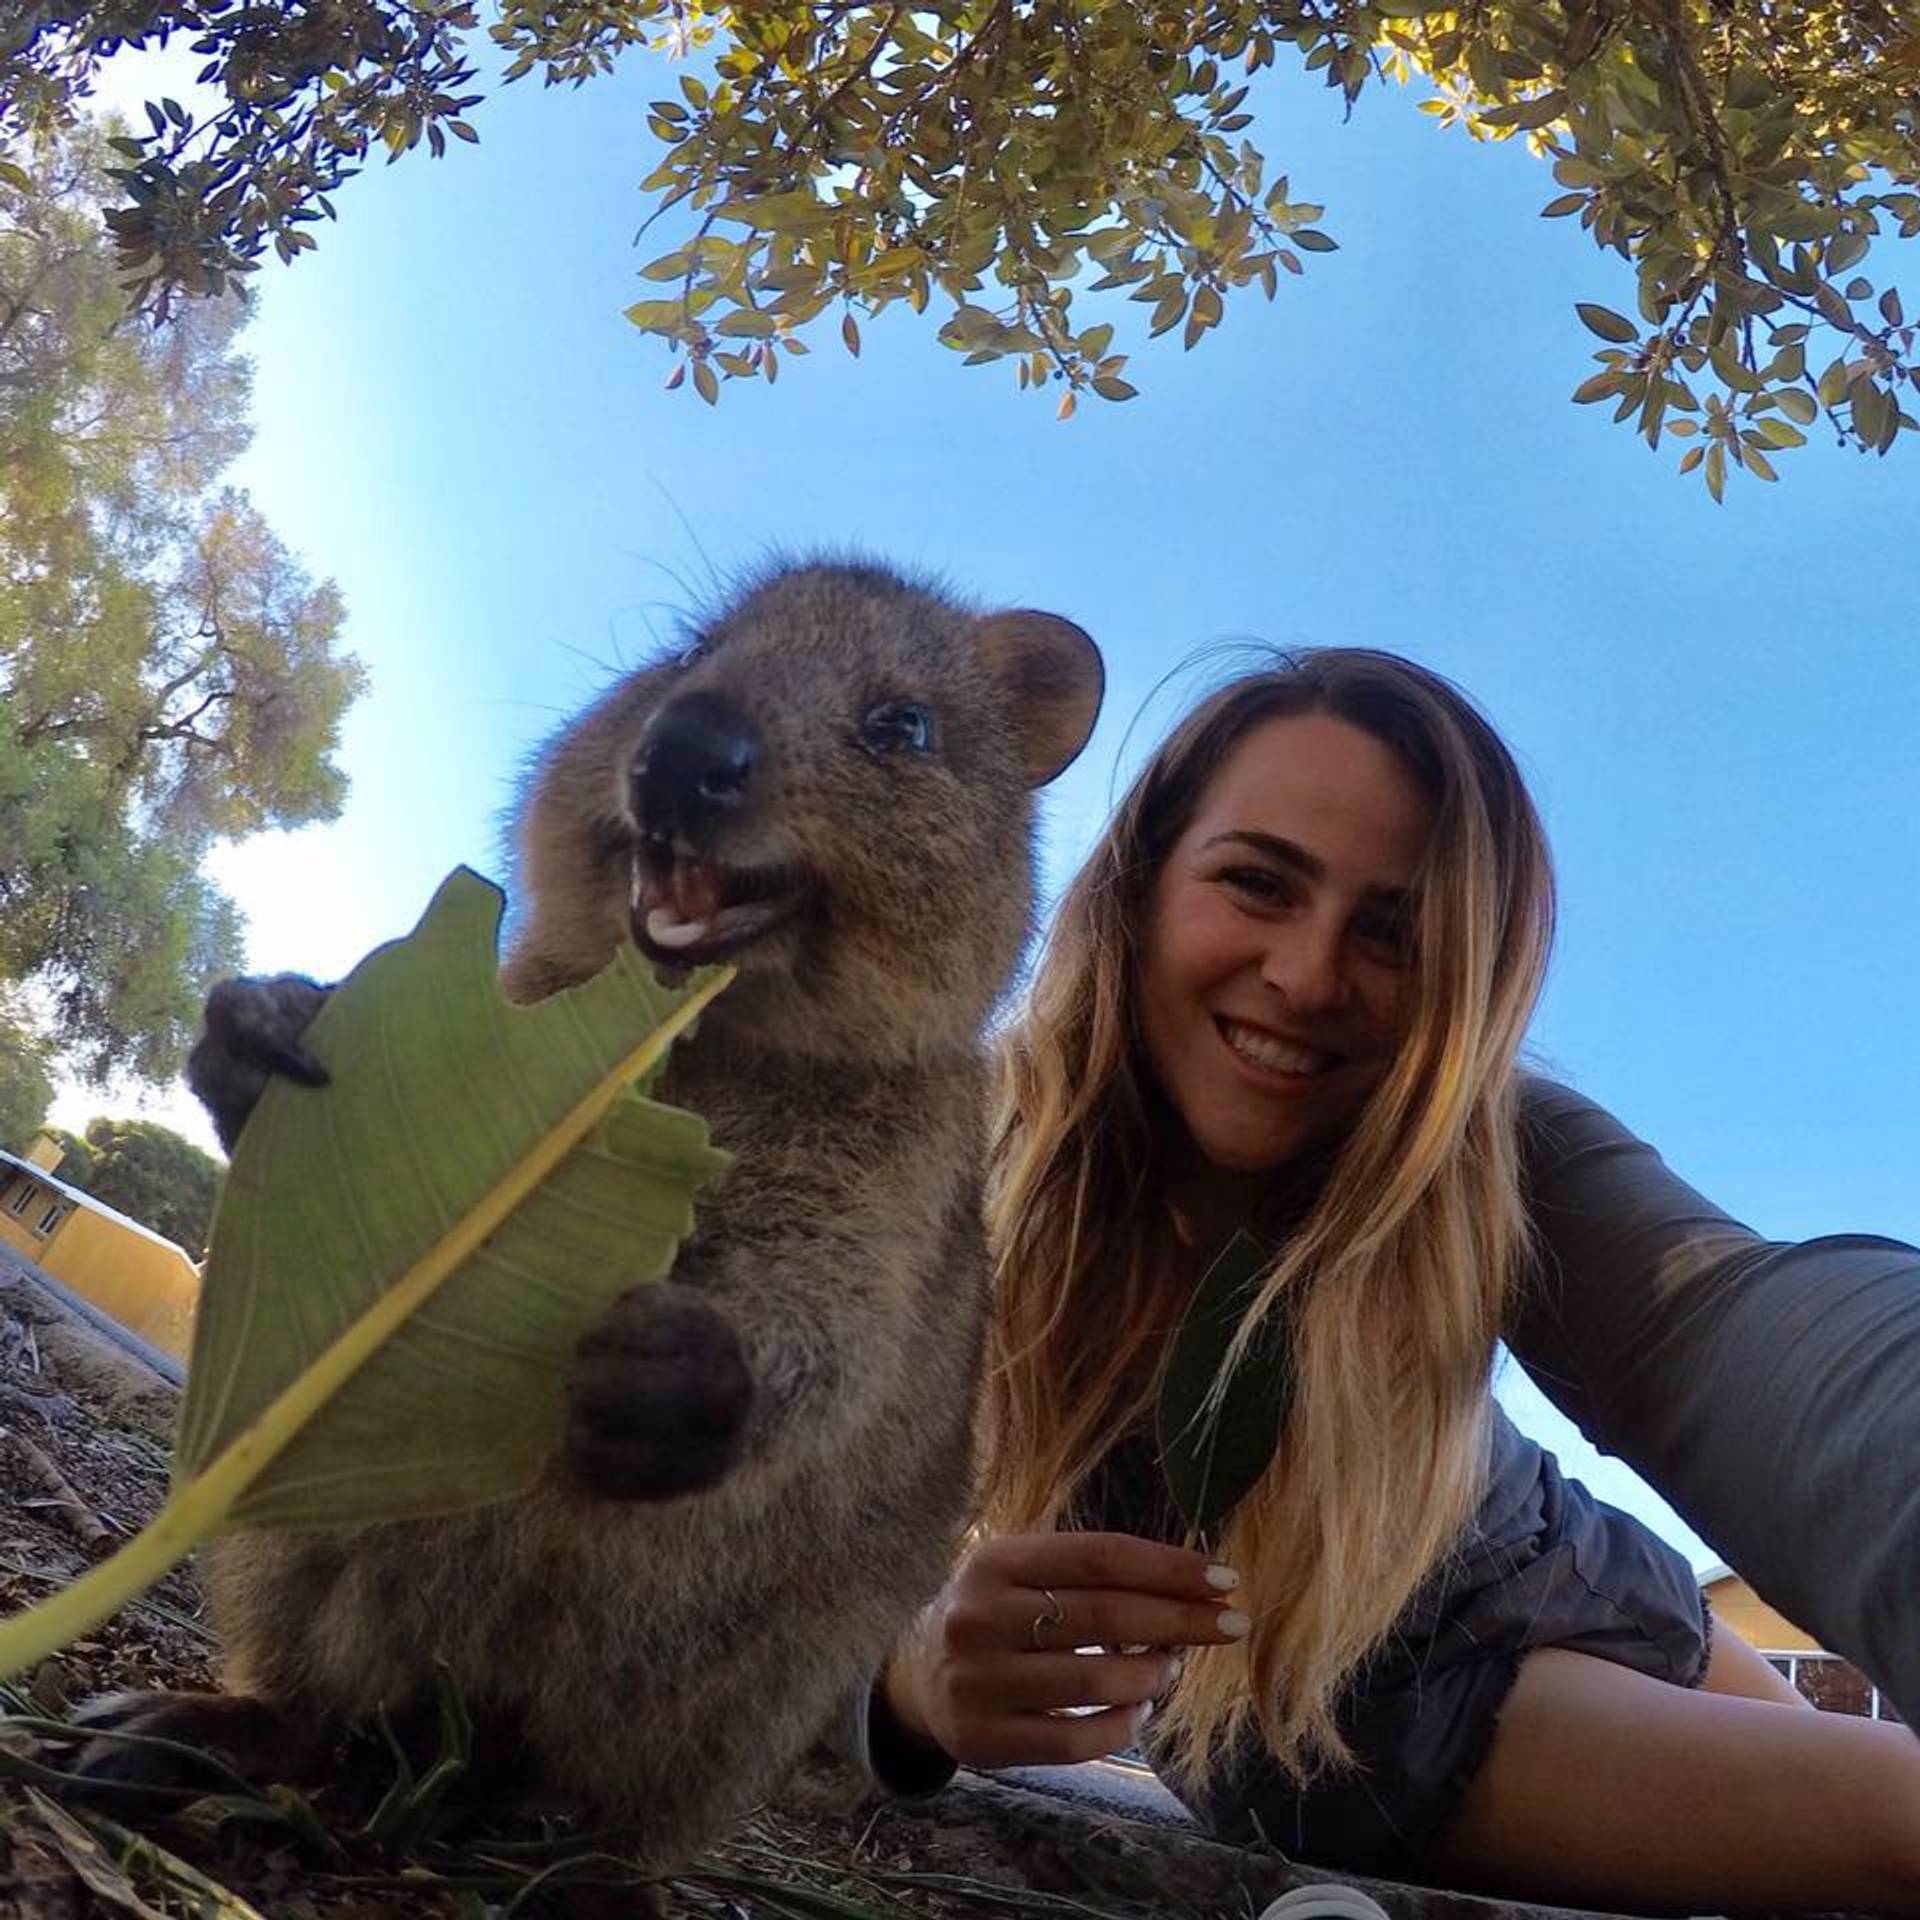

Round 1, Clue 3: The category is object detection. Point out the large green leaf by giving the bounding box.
[1155,1230,1295,1545]
[179,864,732,1528]
[0,867,731,1678]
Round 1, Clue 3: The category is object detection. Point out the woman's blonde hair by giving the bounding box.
[982,648,1556,1789]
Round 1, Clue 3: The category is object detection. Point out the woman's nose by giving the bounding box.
[1259,919,1351,1014]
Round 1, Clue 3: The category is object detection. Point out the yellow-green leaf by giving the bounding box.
[0,870,730,1679]
[625,298,689,332]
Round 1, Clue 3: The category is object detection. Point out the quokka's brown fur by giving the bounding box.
[137,559,1104,1872]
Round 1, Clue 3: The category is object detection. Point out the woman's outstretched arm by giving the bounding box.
[1506,1074,1920,1723]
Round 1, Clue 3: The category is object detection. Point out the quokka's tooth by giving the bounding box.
[646,908,712,950]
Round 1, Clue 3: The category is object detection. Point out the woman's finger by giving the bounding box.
[995,1584,1251,1656]
[975,1530,1238,1601]
[942,1577,1247,1656]
[974,1648,1177,1714]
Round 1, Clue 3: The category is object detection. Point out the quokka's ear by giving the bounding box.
[974,610,1105,788]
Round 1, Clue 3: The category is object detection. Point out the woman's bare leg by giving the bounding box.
[1423,1646,1920,1914]
[1697,1617,1813,1708]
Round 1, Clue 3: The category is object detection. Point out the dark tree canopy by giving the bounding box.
[2,0,1916,493]
[39,1126,96,1187]
[54,1114,222,1254]
[1,120,365,1086]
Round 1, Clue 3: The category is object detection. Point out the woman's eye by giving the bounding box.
[859,700,935,755]
[1218,865,1293,905]
[1355,914,1417,966]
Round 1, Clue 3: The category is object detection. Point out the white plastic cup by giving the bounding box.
[1255,1885,1394,1920]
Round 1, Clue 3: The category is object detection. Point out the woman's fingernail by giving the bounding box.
[1205,1564,1240,1591]
[1218,1609,1252,1638]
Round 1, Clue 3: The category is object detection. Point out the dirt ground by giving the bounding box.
[0,1263,1315,1920]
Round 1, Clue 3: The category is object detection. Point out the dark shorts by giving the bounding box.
[1174,1407,1712,1876]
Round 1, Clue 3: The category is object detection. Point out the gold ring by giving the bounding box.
[1028,1585,1067,1652]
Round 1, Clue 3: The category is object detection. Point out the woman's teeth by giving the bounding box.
[1223,1020,1335,1076]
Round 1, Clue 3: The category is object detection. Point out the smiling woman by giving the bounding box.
[864,648,1920,1917]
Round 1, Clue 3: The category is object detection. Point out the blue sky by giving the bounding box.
[63,39,1919,1575]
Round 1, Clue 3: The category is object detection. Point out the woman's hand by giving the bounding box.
[881,1531,1251,1769]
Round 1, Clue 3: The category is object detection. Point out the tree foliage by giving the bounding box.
[40,1125,96,1187]
[0,993,56,1150]
[50,1115,223,1255]
[0,121,365,1085]
[3,1,1916,491]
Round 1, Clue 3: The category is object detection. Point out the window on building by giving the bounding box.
[1800,1656,1873,1716]
[34,1200,64,1237]
[7,1180,38,1217]
[1763,1650,1892,1718]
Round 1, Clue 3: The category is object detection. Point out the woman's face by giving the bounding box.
[1138,709,1434,1173]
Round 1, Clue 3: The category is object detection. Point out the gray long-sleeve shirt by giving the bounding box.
[1511,1076,1920,1721]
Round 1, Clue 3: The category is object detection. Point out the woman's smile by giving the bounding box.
[1215,1015,1343,1083]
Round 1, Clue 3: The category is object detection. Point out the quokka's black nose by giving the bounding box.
[632,691,761,845]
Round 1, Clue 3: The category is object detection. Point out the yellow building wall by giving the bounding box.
[1704,1574,1822,1654]
[0,1169,199,1362]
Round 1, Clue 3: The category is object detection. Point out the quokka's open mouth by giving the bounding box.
[629,849,808,966]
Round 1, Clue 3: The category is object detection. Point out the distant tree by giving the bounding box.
[41,1125,96,1188]
[63,1115,222,1255]
[2,2,1915,493]
[0,121,365,1086]
[0,993,55,1150]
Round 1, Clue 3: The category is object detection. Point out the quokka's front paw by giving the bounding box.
[565,1292,754,1501]
[186,973,335,1153]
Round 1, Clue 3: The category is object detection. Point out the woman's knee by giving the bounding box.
[1697,1621,1812,1709]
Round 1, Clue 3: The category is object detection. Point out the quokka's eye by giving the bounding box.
[673,639,709,673]
[859,700,935,756]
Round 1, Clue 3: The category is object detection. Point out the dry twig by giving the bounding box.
[0,1429,108,1549]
